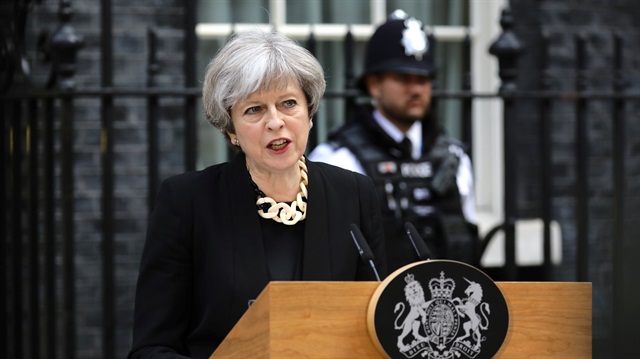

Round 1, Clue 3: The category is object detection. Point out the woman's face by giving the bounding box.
[229,80,311,176]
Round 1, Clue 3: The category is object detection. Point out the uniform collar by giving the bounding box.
[372,109,422,159]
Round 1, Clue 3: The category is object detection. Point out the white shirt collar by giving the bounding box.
[372,110,422,159]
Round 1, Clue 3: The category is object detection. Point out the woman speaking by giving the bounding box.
[128,29,388,358]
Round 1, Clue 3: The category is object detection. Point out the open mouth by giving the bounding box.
[268,139,289,151]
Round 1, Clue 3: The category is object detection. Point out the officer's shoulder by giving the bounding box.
[435,134,469,153]
[327,119,367,139]
[309,160,368,182]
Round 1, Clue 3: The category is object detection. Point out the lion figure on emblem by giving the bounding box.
[394,276,430,352]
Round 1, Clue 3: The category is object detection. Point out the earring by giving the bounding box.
[234,138,239,146]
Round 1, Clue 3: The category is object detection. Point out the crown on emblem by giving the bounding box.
[404,272,416,284]
[429,271,455,299]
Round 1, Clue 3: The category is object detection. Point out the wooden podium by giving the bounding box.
[210,281,591,358]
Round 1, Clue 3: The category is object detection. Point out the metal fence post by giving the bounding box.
[184,0,197,171]
[489,4,523,280]
[147,27,160,213]
[573,34,588,282]
[611,32,628,357]
[51,1,83,358]
[539,33,553,278]
[99,0,116,357]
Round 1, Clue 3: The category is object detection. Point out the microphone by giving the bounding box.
[405,222,433,261]
[349,224,381,281]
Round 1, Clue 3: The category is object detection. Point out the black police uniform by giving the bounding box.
[311,11,479,272]
[324,108,479,272]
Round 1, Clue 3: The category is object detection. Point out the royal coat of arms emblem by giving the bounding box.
[368,260,508,359]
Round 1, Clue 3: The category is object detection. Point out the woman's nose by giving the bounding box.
[265,108,285,130]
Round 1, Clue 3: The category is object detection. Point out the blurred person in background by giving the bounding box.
[309,10,478,273]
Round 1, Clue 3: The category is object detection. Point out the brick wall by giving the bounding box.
[17,0,640,358]
[28,1,185,358]
[509,1,640,357]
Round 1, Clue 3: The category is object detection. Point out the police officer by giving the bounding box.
[309,10,479,272]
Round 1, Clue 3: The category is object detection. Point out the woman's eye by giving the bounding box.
[283,99,297,107]
[245,106,260,115]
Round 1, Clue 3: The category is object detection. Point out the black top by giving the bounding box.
[261,217,304,281]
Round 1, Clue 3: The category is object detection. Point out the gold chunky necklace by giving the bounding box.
[249,157,308,225]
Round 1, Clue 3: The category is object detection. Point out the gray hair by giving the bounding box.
[202,29,326,141]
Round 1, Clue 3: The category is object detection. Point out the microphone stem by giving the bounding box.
[369,260,381,281]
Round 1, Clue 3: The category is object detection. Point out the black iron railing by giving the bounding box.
[2,1,638,359]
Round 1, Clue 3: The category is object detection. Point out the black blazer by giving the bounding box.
[129,152,387,359]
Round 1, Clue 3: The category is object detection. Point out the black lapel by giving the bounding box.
[302,162,333,280]
[226,152,270,287]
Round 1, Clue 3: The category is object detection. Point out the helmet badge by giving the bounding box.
[401,18,428,61]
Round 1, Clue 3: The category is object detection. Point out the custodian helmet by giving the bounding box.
[358,10,436,93]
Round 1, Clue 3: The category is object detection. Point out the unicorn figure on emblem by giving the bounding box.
[452,279,491,350]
